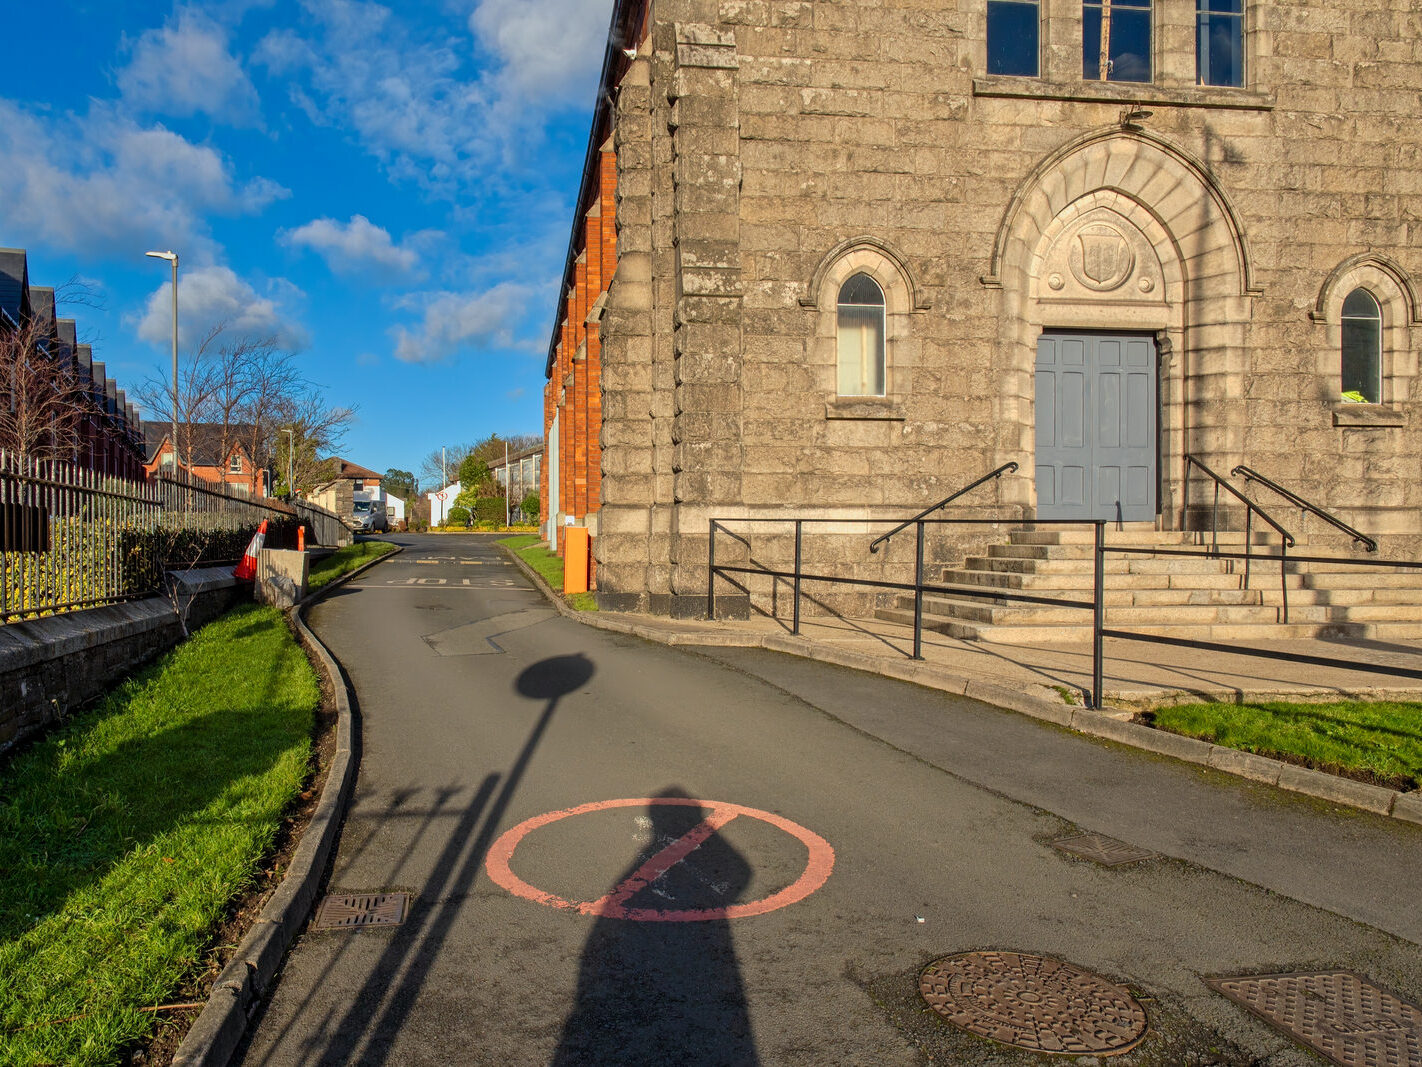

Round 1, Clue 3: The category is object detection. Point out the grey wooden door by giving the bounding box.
[1034,332,1157,521]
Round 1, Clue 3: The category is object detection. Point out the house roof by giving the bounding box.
[144,422,258,466]
[0,248,29,325]
[331,458,382,481]
[30,286,55,335]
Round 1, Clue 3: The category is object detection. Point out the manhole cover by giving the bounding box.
[312,892,409,929]
[1207,971,1422,1067]
[1051,832,1158,867]
[919,951,1149,1056]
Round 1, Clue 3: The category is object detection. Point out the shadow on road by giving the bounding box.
[552,788,760,1067]
[298,653,594,1066]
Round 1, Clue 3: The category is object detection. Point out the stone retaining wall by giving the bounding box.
[0,568,245,756]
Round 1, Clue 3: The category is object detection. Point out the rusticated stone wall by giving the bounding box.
[587,0,1422,616]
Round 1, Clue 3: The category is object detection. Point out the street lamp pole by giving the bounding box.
[145,250,179,470]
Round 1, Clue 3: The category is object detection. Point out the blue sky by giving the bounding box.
[0,0,614,481]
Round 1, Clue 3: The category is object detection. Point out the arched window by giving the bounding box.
[1341,288,1381,403]
[837,273,886,396]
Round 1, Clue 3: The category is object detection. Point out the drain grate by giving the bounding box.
[919,951,1149,1056]
[312,892,409,930]
[1207,971,1422,1067]
[1051,832,1158,867]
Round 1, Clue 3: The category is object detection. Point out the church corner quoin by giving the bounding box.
[541,0,1422,621]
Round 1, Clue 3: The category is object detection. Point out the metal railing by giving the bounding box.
[1,451,294,624]
[1184,453,1297,616]
[290,496,351,547]
[1232,464,1378,553]
[869,462,1018,553]
[708,514,1422,710]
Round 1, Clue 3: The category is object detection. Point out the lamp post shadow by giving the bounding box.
[552,788,761,1067]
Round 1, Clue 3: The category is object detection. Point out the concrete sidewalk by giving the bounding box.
[515,583,1422,825]
[574,602,1422,710]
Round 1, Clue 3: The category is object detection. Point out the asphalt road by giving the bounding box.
[239,534,1422,1066]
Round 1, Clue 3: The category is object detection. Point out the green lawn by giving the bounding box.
[1149,699,1422,789]
[0,604,319,1065]
[498,535,597,611]
[307,539,398,590]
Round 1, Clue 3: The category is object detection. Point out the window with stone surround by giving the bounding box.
[1341,288,1382,404]
[837,274,887,397]
[1083,0,1153,82]
[229,453,243,474]
[987,0,1040,76]
[1196,0,1243,86]
[1314,257,1419,423]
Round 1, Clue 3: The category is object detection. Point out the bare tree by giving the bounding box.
[273,387,356,494]
[0,316,86,461]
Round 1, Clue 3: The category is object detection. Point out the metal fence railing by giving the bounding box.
[1,450,295,624]
[289,496,351,547]
[709,515,1422,710]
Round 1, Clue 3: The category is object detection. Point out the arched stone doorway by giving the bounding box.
[986,129,1258,528]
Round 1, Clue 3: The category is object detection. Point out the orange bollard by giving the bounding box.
[297,524,306,552]
[563,527,590,595]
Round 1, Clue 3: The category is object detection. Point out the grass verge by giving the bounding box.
[0,603,320,1065]
[307,539,398,590]
[498,534,597,611]
[1147,699,1422,790]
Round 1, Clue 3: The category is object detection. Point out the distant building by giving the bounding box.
[488,443,543,522]
[426,481,462,526]
[142,423,268,496]
[0,247,144,477]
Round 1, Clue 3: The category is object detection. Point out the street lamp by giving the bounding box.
[144,250,178,471]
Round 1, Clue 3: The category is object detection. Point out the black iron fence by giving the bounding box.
[708,515,1422,710]
[289,496,351,547]
[1,451,295,624]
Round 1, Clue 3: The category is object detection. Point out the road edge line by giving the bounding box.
[171,542,400,1066]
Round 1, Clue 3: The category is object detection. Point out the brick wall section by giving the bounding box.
[543,145,619,585]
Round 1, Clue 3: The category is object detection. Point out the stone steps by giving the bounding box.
[871,522,1420,646]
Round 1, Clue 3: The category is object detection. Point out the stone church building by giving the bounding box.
[542,0,1421,622]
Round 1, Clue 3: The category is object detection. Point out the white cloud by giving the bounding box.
[118,9,262,125]
[281,214,419,276]
[470,0,613,103]
[136,265,310,352]
[0,100,287,259]
[253,0,613,191]
[390,283,532,363]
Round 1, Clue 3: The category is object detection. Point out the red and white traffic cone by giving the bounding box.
[234,519,268,581]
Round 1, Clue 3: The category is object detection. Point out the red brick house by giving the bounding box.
[143,423,268,496]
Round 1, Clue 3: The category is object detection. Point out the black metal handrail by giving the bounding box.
[1185,454,1296,617]
[707,512,1422,709]
[868,462,1018,553]
[1185,454,1295,549]
[1231,464,1377,553]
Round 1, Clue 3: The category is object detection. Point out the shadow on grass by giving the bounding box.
[0,623,312,946]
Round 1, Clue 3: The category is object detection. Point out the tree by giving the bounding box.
[136,321,354,494]
[0,315,85,461]
[384,468,417,501]
[520,491,541,524]
[419,443,474,490]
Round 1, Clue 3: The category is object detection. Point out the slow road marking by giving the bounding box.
[486,797,835,921]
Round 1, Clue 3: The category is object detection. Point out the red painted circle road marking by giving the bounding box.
[486,797,835,922]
